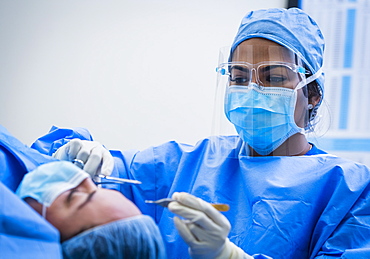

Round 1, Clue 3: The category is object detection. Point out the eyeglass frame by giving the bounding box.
[216,61,308,89]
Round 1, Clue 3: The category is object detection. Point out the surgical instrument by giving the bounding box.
[97,174,142,185]
[145,198,230,211]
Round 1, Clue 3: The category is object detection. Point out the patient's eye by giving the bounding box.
[66,188,78,205]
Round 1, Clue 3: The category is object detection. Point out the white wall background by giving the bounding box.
[0,0,286,150]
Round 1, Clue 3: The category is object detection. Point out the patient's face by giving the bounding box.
[26,178,141,242]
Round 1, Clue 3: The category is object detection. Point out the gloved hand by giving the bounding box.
[168,192,252,259]
[52,139,114,177]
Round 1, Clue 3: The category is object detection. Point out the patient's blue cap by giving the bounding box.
[231,8,325,102]
[16,161,89,207]
[62,215,167,259]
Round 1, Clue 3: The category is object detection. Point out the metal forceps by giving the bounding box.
[145,198,230,211]
[97,174,142,185]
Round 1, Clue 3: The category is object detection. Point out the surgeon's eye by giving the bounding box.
[259,64,300,87]
[229,76,250,84]
[266,75,287,84]
[229,66,250,85]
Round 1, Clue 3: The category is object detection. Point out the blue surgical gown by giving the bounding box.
[0,125,62,258]
[32,126,370,259]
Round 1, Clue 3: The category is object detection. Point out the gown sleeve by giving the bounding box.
[31,125,94,156]
[30,126,187,221]
[314,180,370,258]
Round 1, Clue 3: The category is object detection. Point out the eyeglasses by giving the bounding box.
[216,61,307,89]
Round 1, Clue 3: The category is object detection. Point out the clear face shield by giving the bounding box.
[212,41,317,157]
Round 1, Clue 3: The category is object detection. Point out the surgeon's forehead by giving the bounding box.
[231,38,297,64]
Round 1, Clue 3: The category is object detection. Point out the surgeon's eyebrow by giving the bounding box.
[77,190,96,210]
[260,65,288,73]
[230,65,250,73]
[260,65,276,73]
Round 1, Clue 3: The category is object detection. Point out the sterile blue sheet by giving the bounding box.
[33,126,370,259]
[0,125,57,191]
[0,125,61,258]
[0,182,62,259]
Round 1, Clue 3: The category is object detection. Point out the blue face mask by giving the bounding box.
[16,161,90,216]
[224,84,304,155]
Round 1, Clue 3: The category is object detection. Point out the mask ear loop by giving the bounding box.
[295,67,323,91]
[295,67,323,132]
[42,204,47,218]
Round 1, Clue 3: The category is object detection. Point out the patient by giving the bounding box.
[16,161,166,259]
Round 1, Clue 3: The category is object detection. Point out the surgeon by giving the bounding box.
[16,161,167,259]
[31,8,370,259]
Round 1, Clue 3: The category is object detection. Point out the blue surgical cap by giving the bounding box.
[231,8,325,104]
[62,215,167,259]
[16,161,89,207]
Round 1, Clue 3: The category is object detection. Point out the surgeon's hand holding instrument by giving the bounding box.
[52,139,114,177]
[167,192,253,259]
